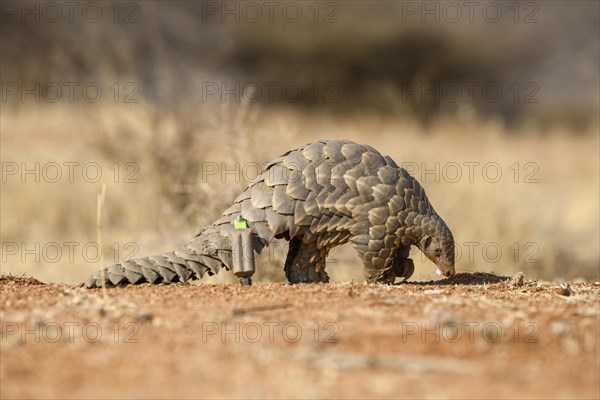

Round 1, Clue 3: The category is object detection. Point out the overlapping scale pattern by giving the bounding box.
[84,139,453,288]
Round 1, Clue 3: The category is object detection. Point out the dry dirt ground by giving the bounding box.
[1,273,598,399]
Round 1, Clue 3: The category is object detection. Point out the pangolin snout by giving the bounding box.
[443,268,455,277]
[436,264,455,277]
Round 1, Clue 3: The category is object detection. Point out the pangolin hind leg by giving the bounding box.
[284,237,330,283]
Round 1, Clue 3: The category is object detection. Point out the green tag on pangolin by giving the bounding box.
[233,216,248,230]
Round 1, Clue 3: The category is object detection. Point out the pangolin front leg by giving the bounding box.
[392,246,415,281]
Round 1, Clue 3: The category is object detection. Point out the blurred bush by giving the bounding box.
[1,1,598,130]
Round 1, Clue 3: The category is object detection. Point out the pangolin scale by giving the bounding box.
[84,139,455,288]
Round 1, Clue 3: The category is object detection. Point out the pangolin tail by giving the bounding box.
[83,228,233,288]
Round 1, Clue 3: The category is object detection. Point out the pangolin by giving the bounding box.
[83,139,455,288]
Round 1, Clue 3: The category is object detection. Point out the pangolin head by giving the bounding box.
[417,217,455,277]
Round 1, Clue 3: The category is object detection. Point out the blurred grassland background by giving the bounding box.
[1,1,598,283]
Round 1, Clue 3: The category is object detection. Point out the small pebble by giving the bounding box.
[135,311,154,323]
[509,272,525,289]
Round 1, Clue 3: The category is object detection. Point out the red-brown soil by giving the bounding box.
[1,273,598,399]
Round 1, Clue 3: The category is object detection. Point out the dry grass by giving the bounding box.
[1,102,598,284]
